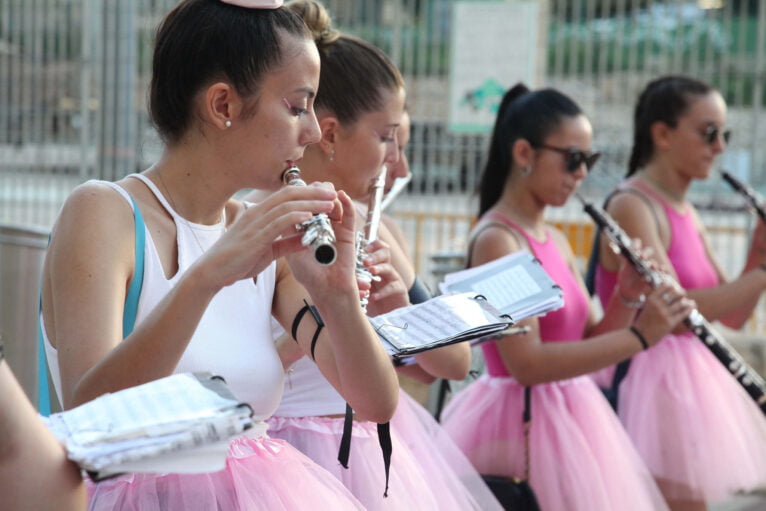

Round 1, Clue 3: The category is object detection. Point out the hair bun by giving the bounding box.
[287,0,339,47]
[503,83,530,106]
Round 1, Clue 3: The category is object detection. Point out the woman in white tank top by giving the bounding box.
[38,1,399,510]
[246,2,501,510]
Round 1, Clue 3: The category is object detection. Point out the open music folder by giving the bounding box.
[371,251,563,360]
[43,372,254,481]
[371,292,513,358]
[439,250,564,322]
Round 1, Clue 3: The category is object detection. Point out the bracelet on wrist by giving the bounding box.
[619,293,646,309]
[628,326,649,350]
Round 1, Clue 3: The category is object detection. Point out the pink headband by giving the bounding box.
[220,0,283,8]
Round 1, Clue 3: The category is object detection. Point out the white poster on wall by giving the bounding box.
[448,1,542,133]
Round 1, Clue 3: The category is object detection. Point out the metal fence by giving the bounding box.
[1,0,766,330]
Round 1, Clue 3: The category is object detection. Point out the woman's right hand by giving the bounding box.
[198,184,338,290]
[632,282,696,347]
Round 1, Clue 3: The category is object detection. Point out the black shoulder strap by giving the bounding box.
[583,187,659,411]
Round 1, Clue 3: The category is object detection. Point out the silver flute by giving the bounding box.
[356,166,387,311]
[721,169,766,222]
[282,165,337,266]
[577,193,766,415]
[380,174,412,212]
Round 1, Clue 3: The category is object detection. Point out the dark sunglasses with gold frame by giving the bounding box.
[701,124,731,146]
[533,144,601,173]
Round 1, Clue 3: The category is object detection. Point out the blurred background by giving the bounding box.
[1,0,765,408]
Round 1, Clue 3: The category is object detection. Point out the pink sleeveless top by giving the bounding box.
[478,213,590,377]
[595,185,719,307]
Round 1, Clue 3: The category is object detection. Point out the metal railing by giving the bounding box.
[1,0,765,336]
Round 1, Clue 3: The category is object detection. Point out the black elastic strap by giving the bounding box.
[407,276,433,305]
[607,359,632,411]
[523,386,531,422]
[628,326,649,350]
[310,322,324,361]
[291,299,324,360]
[433,378,452,422]
[377,421,393,497]
[338,403,354,469]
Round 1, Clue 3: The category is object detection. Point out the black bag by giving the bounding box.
[481,475,541,510]
[482,387,540,510]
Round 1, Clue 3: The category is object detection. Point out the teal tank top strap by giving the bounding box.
[37,233,52,415]
[123,196,146,337]
[37,194,145,414]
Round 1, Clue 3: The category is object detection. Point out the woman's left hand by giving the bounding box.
[362,238,410,316]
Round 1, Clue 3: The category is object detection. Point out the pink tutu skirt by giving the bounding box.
[391,390,502,510]
[614,333,766,502]
[441,374,669,511]
[267,413,469,510]
[87,430,364,510]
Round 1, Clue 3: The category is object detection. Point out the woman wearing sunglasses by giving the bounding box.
[592,75,766,511]
[441,83,694,511]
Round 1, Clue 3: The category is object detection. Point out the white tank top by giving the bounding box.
[43,175,283,420]
[272,322,347,417]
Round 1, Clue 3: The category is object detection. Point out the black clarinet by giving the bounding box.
[577,193,766,415]
[721,169,766,223]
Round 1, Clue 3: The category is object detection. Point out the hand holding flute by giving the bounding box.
[282,165,337,266]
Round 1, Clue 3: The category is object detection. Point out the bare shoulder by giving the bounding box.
[606,187,661,230]
[51,181,135,244]
[470,219,525,266]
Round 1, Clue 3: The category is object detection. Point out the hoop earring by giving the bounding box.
[224,120,232,128]
[520,165,531,177]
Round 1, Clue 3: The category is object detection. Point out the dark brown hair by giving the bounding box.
[478,83,583,216]
[150,0,309,145]
[288,0,404,126]
[627,75,714,176]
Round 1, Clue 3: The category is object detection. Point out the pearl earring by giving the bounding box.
[329,150,335,162]
[225,120,232,128]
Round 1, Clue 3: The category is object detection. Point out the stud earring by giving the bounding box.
[225,120,232,128]
[520,165,531,177]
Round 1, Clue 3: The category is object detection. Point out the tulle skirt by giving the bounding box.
[391,390,502,510]
[86,430,364,510]
[268,413,472,511]
[441,374,669,511]
[613,333,766,502]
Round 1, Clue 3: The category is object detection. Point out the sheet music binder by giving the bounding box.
[370,292,513,358]
[43,372,254,481]
[440,250,564,321]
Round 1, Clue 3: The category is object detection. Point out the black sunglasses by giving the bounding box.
[535,144,601,173]
[701,124,731,146]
